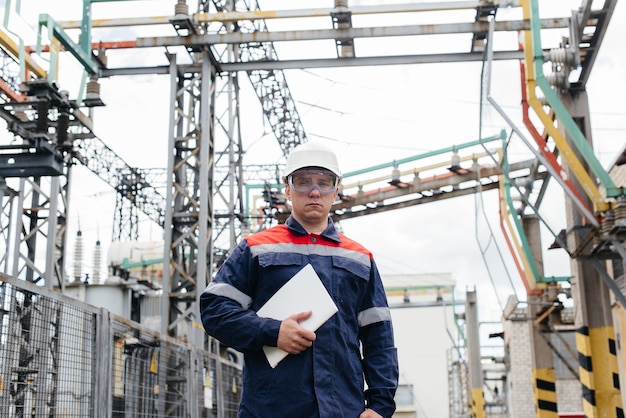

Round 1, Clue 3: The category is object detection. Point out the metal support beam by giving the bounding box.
[135,18,569,49]
[0,180,16,275]
[466,289,486,417]
[9,175,69,291]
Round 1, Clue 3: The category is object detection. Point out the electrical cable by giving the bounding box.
[473,22,524,312]
[472,171,517,313]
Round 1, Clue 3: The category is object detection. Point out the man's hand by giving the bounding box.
[277,311,316,354]
[359,408,383,418]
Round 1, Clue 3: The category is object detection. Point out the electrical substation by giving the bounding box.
[0,1,625,417]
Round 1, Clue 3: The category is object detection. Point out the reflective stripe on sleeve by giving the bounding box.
[358,306,392,327]
[204,282,252,309]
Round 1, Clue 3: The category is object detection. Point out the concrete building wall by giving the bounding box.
[608,149,626,186]
[503,303,536,417]
[556,380,583,413]
[391,303,457,417]
[503,299,584,416]
[551,327,582,414]
[384,274,458,418]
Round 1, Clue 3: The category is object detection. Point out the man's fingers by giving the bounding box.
[288,311,316,342]
[277,311,317,354]
[290,310,313,322]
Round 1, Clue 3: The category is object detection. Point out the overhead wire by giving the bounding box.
[472,13,601,304]
[296,69,499,155]
[297,69,522,298]
[374,252,434,275]
[472,172,517,313]
[473,18,525,312]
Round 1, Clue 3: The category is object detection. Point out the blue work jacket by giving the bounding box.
[200,216,398,418]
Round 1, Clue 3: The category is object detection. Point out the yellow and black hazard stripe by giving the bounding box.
[468,388,485,418]
[576,325,624,417]
[577,326,594,415]
[534,368,557,417]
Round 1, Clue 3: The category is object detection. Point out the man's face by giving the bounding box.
[285,169,339,227]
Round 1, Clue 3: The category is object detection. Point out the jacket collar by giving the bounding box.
[285,215,342,243]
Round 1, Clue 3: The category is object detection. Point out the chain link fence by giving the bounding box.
[0,274,242,417]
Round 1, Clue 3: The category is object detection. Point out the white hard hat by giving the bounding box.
[283,142,341,178]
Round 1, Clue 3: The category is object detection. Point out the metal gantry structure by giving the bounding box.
[0,0,625,416]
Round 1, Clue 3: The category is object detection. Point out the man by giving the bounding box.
[200,141,398,418]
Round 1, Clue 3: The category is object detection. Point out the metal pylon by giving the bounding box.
[161,52,216,347]
[10,173,70,292]
[0,179,17,274]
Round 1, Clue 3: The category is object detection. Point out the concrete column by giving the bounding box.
[466,289,485,417]
[523,215,558,417]
[560,90,623,416]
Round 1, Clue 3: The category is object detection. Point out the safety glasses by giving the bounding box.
[288,170,339,195]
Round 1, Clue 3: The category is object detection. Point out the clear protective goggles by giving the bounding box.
[287,170,339,195]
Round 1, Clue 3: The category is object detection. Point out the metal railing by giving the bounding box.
[0,273,241,417]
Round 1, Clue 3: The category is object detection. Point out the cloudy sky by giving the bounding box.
[3,1,625,321]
